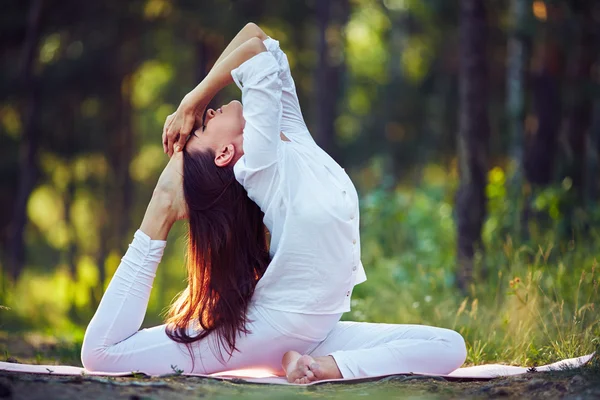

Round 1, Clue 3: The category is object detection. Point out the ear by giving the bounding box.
[214,144,236,167]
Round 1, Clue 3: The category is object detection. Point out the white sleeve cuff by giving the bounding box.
[263,37,283,59]
[133,229,167,253]
[231,51,280,90]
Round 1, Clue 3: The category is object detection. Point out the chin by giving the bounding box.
[228,99,243,112]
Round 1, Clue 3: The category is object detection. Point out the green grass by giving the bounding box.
[347,182,600,367]
[1,177,599,371]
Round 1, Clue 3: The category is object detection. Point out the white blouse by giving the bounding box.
[231,38,367,314]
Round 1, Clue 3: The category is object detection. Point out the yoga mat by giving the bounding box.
[0,354,594,385]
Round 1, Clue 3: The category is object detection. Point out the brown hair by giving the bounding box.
[164,148,270,368]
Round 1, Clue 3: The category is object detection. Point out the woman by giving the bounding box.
[81,23,467,384]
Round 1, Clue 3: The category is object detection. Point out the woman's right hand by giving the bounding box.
[162,95,207,157]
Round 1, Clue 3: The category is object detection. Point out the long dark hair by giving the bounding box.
[165,148,270,368]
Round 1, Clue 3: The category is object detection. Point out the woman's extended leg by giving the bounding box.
[285,321,467,382]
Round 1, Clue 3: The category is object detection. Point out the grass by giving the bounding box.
[345,254,598,367]
[1,179,599,372]
[346,183,599,368]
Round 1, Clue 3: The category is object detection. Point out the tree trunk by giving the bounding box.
[456,0,489,292]
[196,38,211,83]
[524,5,562,187]
[7,0,44,281]
[385,6,409,187]
[561,1,596,231]
[115,76,134,254]
[587,2,600,206]
[522,7,563,234]
[506,0,530,239]
[114,25,139,254]
[588,99,600,206]
[196,37,222,110]
[315,0,348,162]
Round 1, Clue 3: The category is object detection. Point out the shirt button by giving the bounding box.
[352,266,357,271]
[346,291,350,296]
[350,215,354,220]
[352,239,356,244]
[342,191,347,195]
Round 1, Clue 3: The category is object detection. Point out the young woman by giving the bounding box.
[81,23,467,384]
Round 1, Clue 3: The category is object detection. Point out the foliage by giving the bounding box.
[348,166,599,366]
[2,167,598,368]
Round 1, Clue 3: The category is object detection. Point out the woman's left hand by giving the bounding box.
[163,95,206,157]
[153,150,188,222]
[140,151,188,240]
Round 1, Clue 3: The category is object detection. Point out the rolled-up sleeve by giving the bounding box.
[262,37,313,145]
[231,51,283,170]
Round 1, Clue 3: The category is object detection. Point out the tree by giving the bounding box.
[524,2,564,186]
[314,0,349,161]
[561,0,597,231]
[455,0,489,292]
[506,0,531,239]
[7,0,44,281]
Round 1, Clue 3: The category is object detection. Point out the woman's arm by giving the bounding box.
[139,152,186,239]
[186,37,267,116]
[212,23,268,70]
[163,37,268,156]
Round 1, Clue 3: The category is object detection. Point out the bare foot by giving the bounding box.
[282,351,343,384]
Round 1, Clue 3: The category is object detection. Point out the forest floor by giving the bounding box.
[1,333,599,400]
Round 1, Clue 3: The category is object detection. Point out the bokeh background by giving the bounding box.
[0,0,599,366]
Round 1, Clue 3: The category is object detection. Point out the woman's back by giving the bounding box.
[231,38,366,314]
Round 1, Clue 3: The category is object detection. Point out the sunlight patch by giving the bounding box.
[211,368,278,379]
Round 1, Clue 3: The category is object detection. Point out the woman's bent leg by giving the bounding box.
[308,322,467,378]
[81,231,318,375]
[82,307,317,376]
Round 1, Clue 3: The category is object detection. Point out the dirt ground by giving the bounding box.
[2,370,600,400]
[1,332,599,399]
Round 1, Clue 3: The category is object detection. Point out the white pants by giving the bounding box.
[81,231,467,378]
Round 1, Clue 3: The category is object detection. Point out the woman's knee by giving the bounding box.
[80,345,105,372]
[80,338,118,372]
[441,329,467,368]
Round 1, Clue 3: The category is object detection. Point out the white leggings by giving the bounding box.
[81,231,467,378]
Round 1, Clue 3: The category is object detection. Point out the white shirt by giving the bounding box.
[230,38,367,314]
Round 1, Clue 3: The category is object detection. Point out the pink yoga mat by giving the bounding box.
[0,354,594,385]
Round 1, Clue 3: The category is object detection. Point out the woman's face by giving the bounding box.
[186,100,245,164]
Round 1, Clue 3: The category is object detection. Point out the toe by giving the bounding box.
[310,362,324,379]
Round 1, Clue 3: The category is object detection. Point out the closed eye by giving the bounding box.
[200,108,209,132]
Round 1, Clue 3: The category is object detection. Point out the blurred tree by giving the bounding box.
[560,0,597,231]
[589,69,600,206]
[505,0,532,239]
[523,2,563,231]
[586,0,600,208]
[114,21,143,255]
[456,0,489,291]
[380,0,409,186]
[315,0,349,161]
[7,0,44,281]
